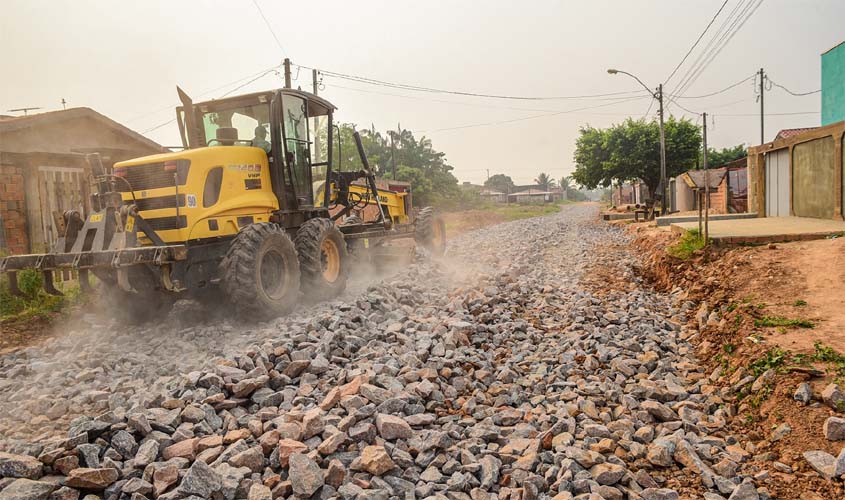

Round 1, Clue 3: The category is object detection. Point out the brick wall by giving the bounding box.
[0,164,29,254]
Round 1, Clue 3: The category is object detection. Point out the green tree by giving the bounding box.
[332,123,459,207]
[484,174,515,193]
[534,172,555,191]
[704,144,746,167]
[572,117,701,197]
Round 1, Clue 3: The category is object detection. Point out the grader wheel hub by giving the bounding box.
[259,248,288,299]
[321,239,341,283]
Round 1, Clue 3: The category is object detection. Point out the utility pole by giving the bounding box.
[283,58,292,89]
[391,129,397,181]
[758,68,765,144]
[657,84,667,216]
[312,69,319,95]
[703,112,710,245]
[61,98,67,110]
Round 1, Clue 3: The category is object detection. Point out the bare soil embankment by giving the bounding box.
[630,223,845,498]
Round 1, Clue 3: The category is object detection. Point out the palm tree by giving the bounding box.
[559,176,572,199]
[534,173,555,191]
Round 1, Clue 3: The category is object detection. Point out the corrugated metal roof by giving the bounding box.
[682,167,727,189]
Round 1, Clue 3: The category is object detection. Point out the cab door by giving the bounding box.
[281,94,313,207]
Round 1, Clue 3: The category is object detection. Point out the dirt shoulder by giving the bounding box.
[630,222,845,498]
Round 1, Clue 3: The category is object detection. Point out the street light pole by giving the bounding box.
[607,69,668,215]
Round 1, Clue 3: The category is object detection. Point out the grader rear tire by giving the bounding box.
[414,206,446,256]
[220,223,300,319]
[295,218,349,300]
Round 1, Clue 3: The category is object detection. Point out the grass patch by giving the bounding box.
[793,299,807,307]
[666,229,707,259]
[491,202,567,221]
[754,316,814,329]
[748,347,789,376]
[1,269,78,322]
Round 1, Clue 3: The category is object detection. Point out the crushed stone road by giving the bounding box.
[0,205,764,500]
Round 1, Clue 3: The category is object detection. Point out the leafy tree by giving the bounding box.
[704,144,746,167]
[534,173,556,191]
[331,123,459,207]
[484,174,515,193]
[572,117,701,197]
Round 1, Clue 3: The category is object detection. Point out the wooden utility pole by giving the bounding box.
[283,58,292,89]
[657,84,667,216]
[391,129,397,180]
[758,68,765,144]
[703,112,710,245]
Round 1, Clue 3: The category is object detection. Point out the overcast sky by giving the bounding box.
[2,0,842,185]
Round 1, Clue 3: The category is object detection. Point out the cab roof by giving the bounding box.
[193,88,337,115]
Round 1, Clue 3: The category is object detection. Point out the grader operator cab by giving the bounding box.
[0,87,446,320]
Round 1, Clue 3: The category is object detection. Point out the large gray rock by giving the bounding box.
[727,479,759,500]
[178,459,222,497]
[289,453,324,497]
[0,453,42,479]
[823,416,845,441]
[640,489,680,500]
[0,479,55,500]
[822,384,845,411]
[804,450,837,480]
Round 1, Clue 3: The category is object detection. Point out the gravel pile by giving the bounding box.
[0,205,770,499]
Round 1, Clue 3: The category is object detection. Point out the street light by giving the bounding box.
[607,68,668,215]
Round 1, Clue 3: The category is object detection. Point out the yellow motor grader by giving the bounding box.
[0,87,446,319]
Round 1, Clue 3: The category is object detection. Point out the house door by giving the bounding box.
[765,149,790,217]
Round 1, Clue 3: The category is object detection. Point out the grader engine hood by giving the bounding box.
[114,146,278,244]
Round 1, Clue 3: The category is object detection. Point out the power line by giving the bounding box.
[326,81,648,114]
[673,0,764,99]
[664,0,731,86]
[219,68,281,97]
[298,64,648,101]
[717,110,819,116]
[124,64,281,124]
[671,74,755,99]
[251,0,288,57]
[769,79,821,96]
[414,96,649,133]
[669,0,749,98]
[141,68,283,134]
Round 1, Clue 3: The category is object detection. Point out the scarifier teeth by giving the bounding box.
[43,270,63,296]
[6,271,23,297]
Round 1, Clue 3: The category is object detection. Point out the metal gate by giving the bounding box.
[765,149,790,217]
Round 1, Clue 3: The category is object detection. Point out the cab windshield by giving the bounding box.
[199,103,271,148]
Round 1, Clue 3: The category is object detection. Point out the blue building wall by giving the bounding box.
[822,41,845,126]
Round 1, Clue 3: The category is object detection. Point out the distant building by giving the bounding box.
[672,158,748,214]
[610,180,650,206]
[509,188,561,204]
[822,40,845,126]
[478,188,507,203]
[0,107,164,254]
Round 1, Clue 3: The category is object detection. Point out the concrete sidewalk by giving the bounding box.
[670,216,845,244]
[656,212,757,227]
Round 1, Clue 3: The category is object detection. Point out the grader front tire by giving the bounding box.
[414,207,446,256]
[220,223,300,320]
[295,218,349,300]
